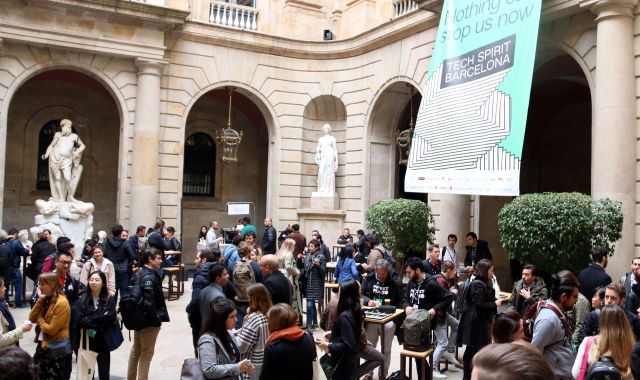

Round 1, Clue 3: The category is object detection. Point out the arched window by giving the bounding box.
[37,120,60,190]
[183,132,216,196]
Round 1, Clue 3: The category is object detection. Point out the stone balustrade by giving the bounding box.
[392,0,418,18]
[209,1,258,31]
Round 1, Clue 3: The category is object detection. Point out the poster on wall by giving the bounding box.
[404,0,542,196]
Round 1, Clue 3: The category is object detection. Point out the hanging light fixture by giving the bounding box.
[216,87,244,164]
[396,85,415,165]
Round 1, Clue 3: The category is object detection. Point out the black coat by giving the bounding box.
[402,275,454,325]
[75,294,117,353]
[457,279,496,347]
[577,307,640,346]
[138,266,169,328]
[186,262,213,330]
[262,270,292,305]
[578,264,612,302]
[464,240,492,267]
[329,311,359,380]
[262,226,277,255]
[30,239,56,271]
[260,333,315,380]
[103,237,136,272]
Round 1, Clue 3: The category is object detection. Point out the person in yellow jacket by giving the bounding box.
[29,271,71,380]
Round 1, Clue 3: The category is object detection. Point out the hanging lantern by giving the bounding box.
[216,87,243,163]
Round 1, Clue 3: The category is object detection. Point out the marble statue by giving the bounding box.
[315,124,338,194]
[33,118,93,251]
[41,119,85,202]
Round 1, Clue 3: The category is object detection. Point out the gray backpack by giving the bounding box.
[402,309,432,351]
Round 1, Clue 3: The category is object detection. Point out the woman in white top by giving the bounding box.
[0,278,32,347]
[572,304,634,380]
[80,245,116,296]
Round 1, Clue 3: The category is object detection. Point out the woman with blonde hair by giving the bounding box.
[276,238,302,319]
[572,304,635,379]
[236,283,271,380]
[29,271,72,380]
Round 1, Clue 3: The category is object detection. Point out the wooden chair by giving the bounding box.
[399,347,434,380]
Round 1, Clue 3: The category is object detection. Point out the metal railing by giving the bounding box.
[209,1,258,31]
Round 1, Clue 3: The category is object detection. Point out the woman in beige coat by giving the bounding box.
[276,238,302,319]
[79,245,116,296]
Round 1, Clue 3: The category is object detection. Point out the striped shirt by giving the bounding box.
[236,313,268,380]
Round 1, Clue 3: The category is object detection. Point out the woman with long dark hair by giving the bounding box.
[333,246,359,284]
[75,270,117,379]
[29,271,72,380]
[457,259,501,380]
[491,311,523,344]
[316,279,363,379]
[199,298,254,379]
[236,283,271,380]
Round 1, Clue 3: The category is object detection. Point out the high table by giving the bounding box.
[364,307,405,371]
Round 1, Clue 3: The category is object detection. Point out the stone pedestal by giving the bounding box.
[31,199,94,251]
[310,192,339,209]
[298,192,345,249]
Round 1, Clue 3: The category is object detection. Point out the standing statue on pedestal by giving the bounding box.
[41,119,85,202]
[315,123,338,194]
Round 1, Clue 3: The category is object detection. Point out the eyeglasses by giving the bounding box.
[58,260,73,265]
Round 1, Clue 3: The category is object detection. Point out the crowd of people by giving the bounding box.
[4,218,640,380]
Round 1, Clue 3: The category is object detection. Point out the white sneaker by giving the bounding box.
[433,370,447,379]
[443,352,461,367]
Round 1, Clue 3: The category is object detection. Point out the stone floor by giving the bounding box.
[10,278,464,380]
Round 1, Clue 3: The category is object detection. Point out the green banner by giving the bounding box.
[405,0,541,195]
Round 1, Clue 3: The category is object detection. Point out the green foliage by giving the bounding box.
[498,192,623,274]
[365,198,435,259]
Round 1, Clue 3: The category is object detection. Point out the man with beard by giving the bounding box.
[402,257,454,379]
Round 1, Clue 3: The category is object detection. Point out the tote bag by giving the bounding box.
[77,330,99,380]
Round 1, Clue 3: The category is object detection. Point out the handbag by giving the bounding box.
[77,330,99,380]
[319,353,335,379]
[46,337,72,358]
[180,357,206,380]
[104,318,124,351]
[577,336,594,380]
[312,356,328,380]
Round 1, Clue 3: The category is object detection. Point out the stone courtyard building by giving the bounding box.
[0,0,637,281]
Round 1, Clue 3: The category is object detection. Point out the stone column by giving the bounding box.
[430,194,470,268]
[583,0,638,279]
[130,59,165,229]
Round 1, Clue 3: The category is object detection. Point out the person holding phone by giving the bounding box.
[199,297,254,379]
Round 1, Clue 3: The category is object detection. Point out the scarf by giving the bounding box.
[0,301,16,332]
[264,324,304,347]
[90,258,108,272]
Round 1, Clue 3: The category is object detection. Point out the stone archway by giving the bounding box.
[181,87,270,262]
[365,80,422,206]
[3,69,121,232]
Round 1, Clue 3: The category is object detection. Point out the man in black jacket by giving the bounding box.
[577,282,640,346]
[29,229,56,279]
[623,257,640,316]
[403,257,454,380]
[362,258,403,379]
[127,248,169,380]
[262,217,277,255]
[577,247,612,302]
[260,254,292,305]
[463,232,492,270]
[185,248,216,354]
[103,224,137,300]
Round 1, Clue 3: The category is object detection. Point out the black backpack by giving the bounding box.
[119,273,146,331]
[586,356,621,380]
[0,241,15,270]
[454,279,477,315]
